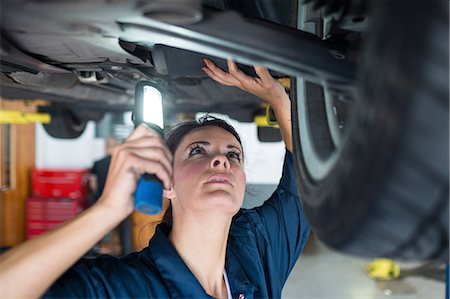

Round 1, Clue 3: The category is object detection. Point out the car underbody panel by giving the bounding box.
[0,0,355,122]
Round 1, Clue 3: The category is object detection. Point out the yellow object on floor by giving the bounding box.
[365,258,401,280]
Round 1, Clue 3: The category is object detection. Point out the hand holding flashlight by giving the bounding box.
[133,82,166,214]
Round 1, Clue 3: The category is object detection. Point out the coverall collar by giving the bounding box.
[149,223,255,299]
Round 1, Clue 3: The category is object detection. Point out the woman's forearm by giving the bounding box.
[0,203,122,299]
[270,92,293,152]
[0,125,173,299]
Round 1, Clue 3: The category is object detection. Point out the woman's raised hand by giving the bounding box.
[202,59,288,108]
[97,125,173,218]
[202,58,293,152]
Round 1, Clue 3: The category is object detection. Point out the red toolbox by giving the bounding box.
[26,197,87,239]
[31,169,89,199]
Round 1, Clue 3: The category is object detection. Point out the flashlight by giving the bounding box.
[133,81,164,214]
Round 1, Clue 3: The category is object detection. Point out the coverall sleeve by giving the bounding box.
[236,150,311,286]
[42,254,152,298]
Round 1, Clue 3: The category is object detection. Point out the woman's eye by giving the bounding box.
[227,151,241,162]
[188,146,206,156]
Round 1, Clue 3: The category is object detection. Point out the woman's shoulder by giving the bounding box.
[44,250,161,298]
[74,248,158,278]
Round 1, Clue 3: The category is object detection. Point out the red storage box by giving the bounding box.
[26,197,86,239]
[31,169,89,199]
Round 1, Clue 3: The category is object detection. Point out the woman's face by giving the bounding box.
[170,126,246,217]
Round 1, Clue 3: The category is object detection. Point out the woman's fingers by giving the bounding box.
[98,125,174,214]
[203,58,258,92]
[203,59,242,87]
[120,126,173,176]
[121,136,173,164]
[123,154,173,189]
[113,132,173,188]
[226,59,256,88]
[125,124,160,142]
[203,58,274,89]
[254,65,274,85]
[203,58,286,105]
[116,145,173,187]
[202,66,229,86]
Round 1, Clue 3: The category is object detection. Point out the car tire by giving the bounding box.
[42,106,88,139]
[292,1,449,260]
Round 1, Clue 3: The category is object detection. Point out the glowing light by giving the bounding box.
[142,85,164,129]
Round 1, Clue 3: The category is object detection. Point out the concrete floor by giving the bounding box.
[282,239,446,299]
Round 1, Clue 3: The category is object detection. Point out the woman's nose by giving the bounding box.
[210,155,230,169]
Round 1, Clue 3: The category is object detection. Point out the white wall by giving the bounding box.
[224,119,285,184]
[198,114,285,184]
[35,118,285,183]
[36,122,105,169]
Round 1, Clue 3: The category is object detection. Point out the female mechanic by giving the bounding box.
[0,59,310,299]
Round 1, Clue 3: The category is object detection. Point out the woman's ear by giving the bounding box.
[163,188,176,200]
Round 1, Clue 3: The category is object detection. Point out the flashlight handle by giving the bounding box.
[135,173,163,214]
[133,121,164,215]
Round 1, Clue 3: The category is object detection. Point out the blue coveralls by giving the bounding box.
[44,151,311,298]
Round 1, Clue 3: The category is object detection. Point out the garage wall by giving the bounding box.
[36,122,105,170]
[33,116,285,251]
[212,116,285,184]
[35,118,285,184]
[0,99,36,247]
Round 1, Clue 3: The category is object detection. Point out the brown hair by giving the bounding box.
[165,115,242,156]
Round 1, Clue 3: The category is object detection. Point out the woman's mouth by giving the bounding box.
[205,174,232,186]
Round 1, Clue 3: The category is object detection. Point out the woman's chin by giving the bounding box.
[200,191,242,214]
